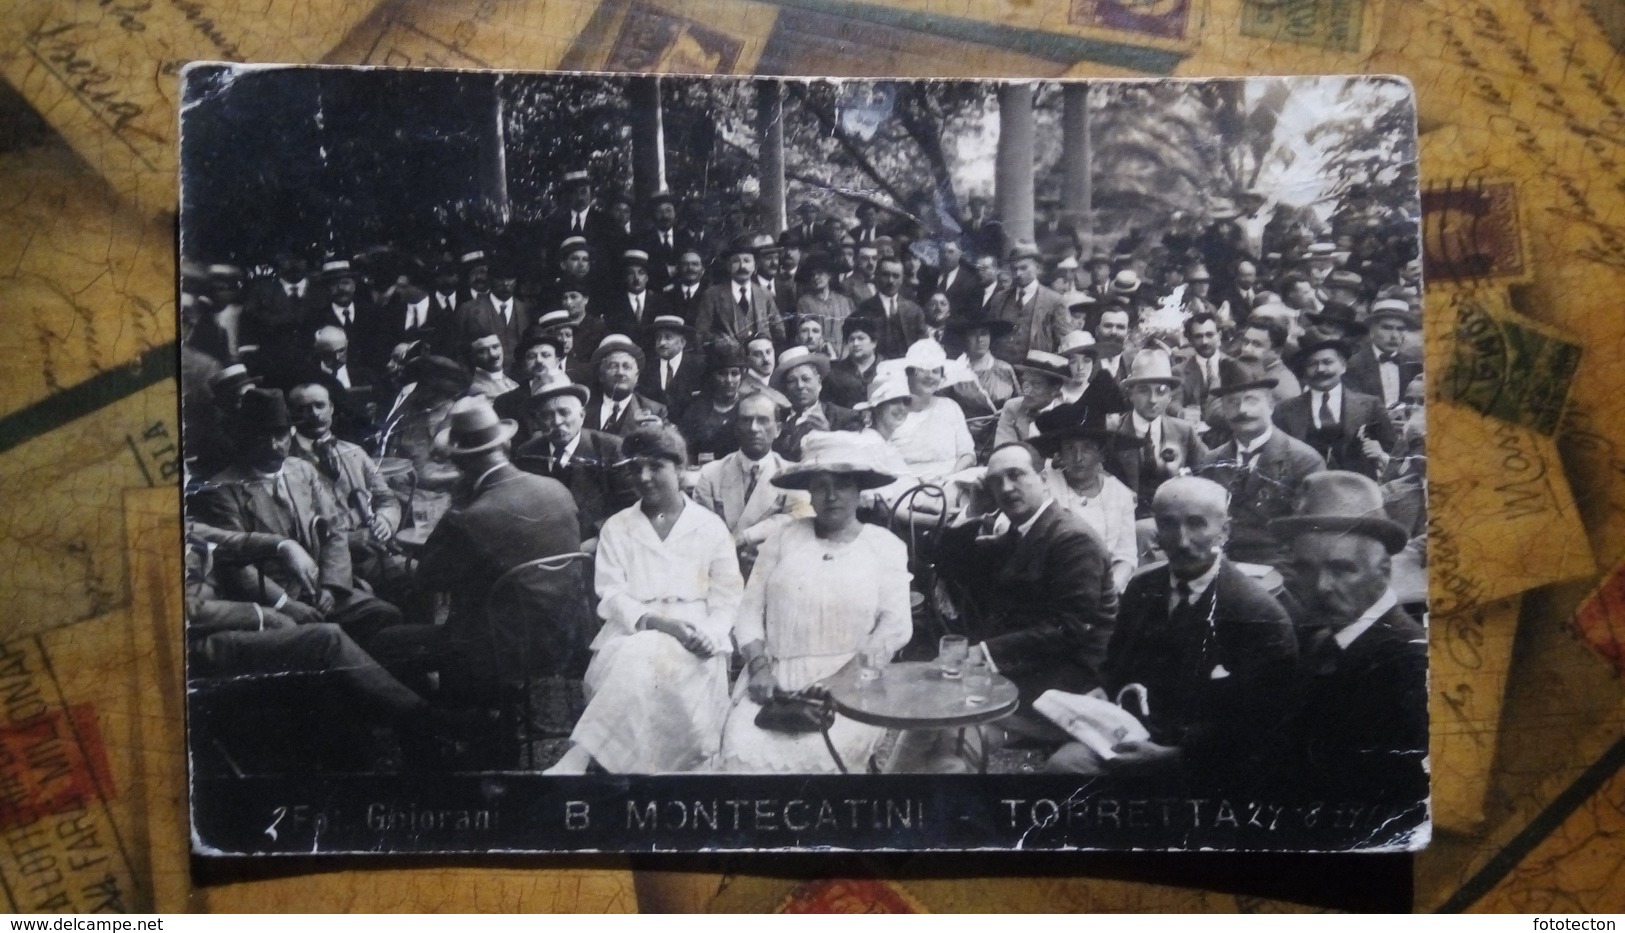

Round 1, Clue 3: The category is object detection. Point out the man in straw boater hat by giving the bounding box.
[1043,475,1298,784]
[1107,347,1206,522]
[695,232,786,352]
[1195,358,1326,566]
[413,396,590,701]
[533,307,593,385]
[637,314,705,423]
[771,345,862,462]
[995,349,1071,446]
[1271,471,1427,802]
[1343,297,1422,406]
[493,325,568,446]
[513,378,635,548]
[584,334,668,438]
[453,252,529,380]
[1273,335,1396,480]
[601,248,672,339]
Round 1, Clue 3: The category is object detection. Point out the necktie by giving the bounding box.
[338,306,351,326]
[633,294,642,320]
[662,231,671,248]
[684,286,694,301]
[499,301,511,324]
[1318,392,1336,428]
[553,442,569,473]
[662,359,673,390]
[1239,446,1259,472]
[607,401,625,433]
[737,287,750,320]
[1173,580,1193,616]
[573,213,582,233]
[1304,627,1341,674]
[1378,353,1398,365]
[744,463,760,505]
[1141,427,1157,474]
[313,437,341,481]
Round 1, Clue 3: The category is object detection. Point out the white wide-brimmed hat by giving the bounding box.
[771,431,898,491]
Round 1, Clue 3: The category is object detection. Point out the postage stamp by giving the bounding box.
[1422,180,1530,285]
[1071,0,1193,41]
[1445,289,1581,436]
[1238,0,1364,52]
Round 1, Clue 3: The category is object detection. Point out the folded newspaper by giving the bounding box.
[1033,690,1151,760]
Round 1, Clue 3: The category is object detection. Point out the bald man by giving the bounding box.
[1047,476,1298,785]
[297,325,379,443]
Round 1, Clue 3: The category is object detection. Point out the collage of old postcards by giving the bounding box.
[179,65,1427,855]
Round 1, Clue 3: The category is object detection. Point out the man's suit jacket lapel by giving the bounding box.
[998,505,1054,587]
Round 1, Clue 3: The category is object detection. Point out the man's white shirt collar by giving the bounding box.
[1171,558,1224,608]
[1311,384,1344,428]
[1013,498,1054,538]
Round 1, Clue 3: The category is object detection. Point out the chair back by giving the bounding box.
[482,551,591,684]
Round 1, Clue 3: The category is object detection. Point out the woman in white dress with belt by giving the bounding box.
[545,425,744,775]
[718,431,914,773]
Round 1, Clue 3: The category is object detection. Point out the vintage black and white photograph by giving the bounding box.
[178,67,1428,853]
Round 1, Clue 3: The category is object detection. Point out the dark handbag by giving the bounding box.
[754,689,835,734]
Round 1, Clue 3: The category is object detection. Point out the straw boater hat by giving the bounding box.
[647,189,676,208]
[557,236,590,257]
[644,313,698,342]
[1185,264,1212,283]
[853,377,912,412]
[1326,269,1363,289]
[1007,242,1045,264]
[621,249,650,268]
[770,431,897,491]
[590,333,646,369]
[317,258,356,282]
[1067,292,1098,312]
[562,169,591,186]
[1056,330,1100,359]
[1111,270,1142,294]
[530,376,590,408]
[435,396,518,455]
[459,249,487,267]
[536,307,586,330]
[1056,256,1080,271]
[750,233,780,256]
[770,345,831,391]
[1120,348,1182,388]
[207,363,261,399]
[1209,357,1280,397]
[1270,471,1409,554]
[1367,298,1421,329]
[1011,349,1071,383]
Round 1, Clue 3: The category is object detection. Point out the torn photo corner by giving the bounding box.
[177,65,1428,854]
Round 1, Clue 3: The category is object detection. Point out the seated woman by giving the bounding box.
[941,310,1017,457]
[545,425,744,774]
[718,432,914,773]
[1031,406,1139,593]
[886,339,976,486]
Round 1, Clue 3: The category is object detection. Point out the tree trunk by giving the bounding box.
[482,76,510,224]
[629,76,666,203]
[996,83,1036,247]
[1062,82,1091,239]
[756,79,786,234]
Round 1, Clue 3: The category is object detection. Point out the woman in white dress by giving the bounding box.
[718,432,914,773]
[886,340,976,486]
[1031,406,1140,593]
[545,425,743,775]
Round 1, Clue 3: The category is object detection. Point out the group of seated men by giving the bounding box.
[181,184,1426,793]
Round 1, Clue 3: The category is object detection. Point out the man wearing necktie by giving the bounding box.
[695,235,785,352]
[691,393,813,571]
[190,388,411,656]
[1272,471,1427,803]
[1272,337,1396,479]
[582,334,668,439]
[638,190,688,289]
[637,315,703,423]
[1046,477,1297,781]
[603,250,672,339]
[854,258,928,358]
[512,380,634,545]
[454,256,529,380]
[1176,311,1230,422]
[1195,359,1326,566]
[664,250,709,326]
[1343,299,1422,406]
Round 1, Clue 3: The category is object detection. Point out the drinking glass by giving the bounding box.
[938,635,969,679]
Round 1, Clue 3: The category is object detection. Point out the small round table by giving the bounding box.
[394,526,431,552]
[823,661,1020,773]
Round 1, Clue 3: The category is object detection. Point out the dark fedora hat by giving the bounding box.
[944,308,1015,339]
[1210,357,1280,397]
[1011,349,1071,383]
[1270,470,1409,554]
[1029,403,1115,455]
[238,387,290,431]
[704,343,749,375]
[1306,301,1369,337]
[1298,334,1352,360]
[406,355,472,396]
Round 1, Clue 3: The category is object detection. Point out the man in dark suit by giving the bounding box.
[694,235,785,352]
[453,257,530,379]
[1274,337,1397,479]
[413,396,591,687]
[849,202,883,245]
[1196,359,1326,565]
[991,244,1077,363]
[787,200,823,250]
[511,381,635,547]
[583,334,668,437]
[932,240,982,315]
[1176,310,1229,420]
[935,441,1118,709]
[375,280,438,372]
[1343,299,1422,407]
[1213,259,1264,323]
[637,315,705,423]
[1272,471,1428,803]
[494,328,568,446]
[308,259,382,366]
[770,346,861,461]
[752,233,796,323]
[599,249,671,338]
[241,251,320,369]
[542,169,615,267]
[1046,476,1298,783]
[636,190,691,290]
[663,249,710,326]
[853,257,927,359]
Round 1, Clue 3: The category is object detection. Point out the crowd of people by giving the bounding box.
[182,170,1427,796]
